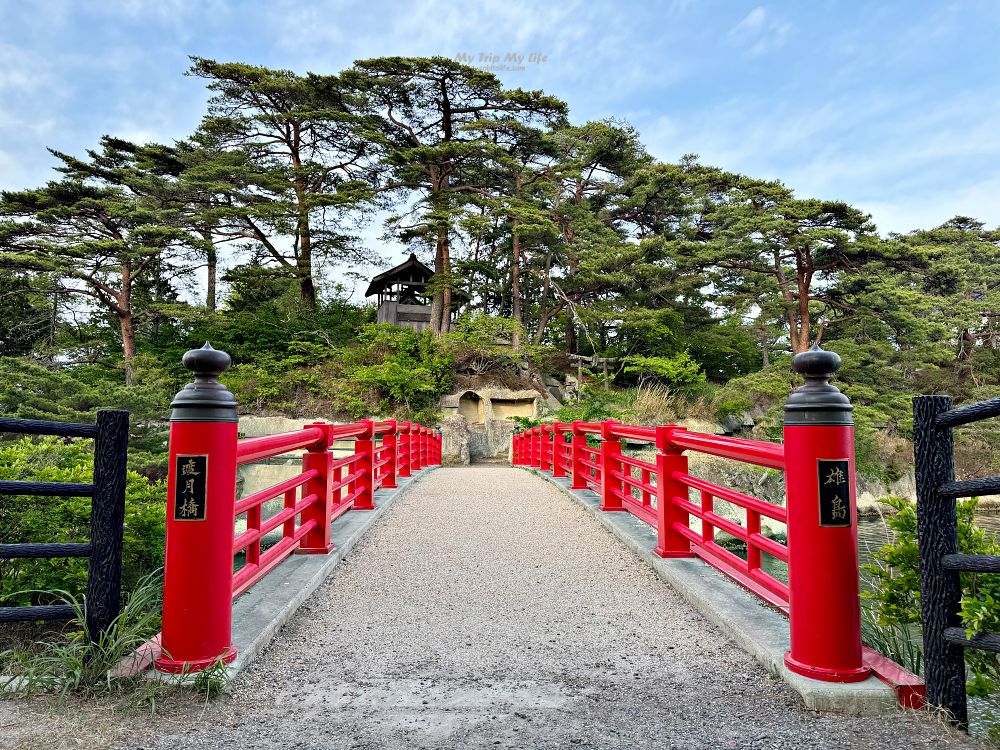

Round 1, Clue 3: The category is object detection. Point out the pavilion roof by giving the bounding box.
[364,253,434,297]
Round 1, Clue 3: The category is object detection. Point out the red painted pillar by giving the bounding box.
[599,420,624,511]
[539,424,552,472]
[397,421,411,478]
[653,425,695,558]
[551,424,568,478]
[412,425,424,471]
[531,427,541,468]
[783,345,869,683]
[156,343,238,673]
[353,419,376,511]
[381,419,397,489]
[434,429,442,465]
[570,423,588,489]
[299,422,335,554]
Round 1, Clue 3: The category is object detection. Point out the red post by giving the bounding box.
[570,422,588,490]
[299,422,334,554]
[412,425,424,471]
[551,424,567,478]
[599,420,624,511]
[539,424,552,472]
[381,419,397,489]
[782,345,869,683]
[397,421,411,478]
[653,425,695,558]
[531,427,541,467]
[353,419,376,511]
[157,343,238,673]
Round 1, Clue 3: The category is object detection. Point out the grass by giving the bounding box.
[860,600,924,676]
[0,570,227,706]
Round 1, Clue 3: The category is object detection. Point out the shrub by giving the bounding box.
[864,496,1000,738]
[622,351,706,390]
[0,436,166,606]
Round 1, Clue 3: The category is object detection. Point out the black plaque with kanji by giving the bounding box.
[173,454,208,521]
[817,458,851,527]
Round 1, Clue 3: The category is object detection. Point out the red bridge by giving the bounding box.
[128,342,970,749]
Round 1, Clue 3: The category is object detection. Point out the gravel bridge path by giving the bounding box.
[128,466,977,750]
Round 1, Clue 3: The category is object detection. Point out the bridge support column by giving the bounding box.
[299,422,335,553]
[782,345,869,683]
[654,425,694,558]
[539,425,552,473]
[156,343,238,674]
[413,426,424,471]
[353,420,376,511]
[570,424,588,489]
[599,420,624,512]
[552,425,568,478]
[381,420,398,489]
[397,422,411,478]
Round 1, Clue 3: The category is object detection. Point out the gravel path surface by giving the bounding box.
[124,467,980,750]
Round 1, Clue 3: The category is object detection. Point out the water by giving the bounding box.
[857,511,1000,578]
[747,511,1000,587]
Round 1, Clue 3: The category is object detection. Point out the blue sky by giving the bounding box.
[2,0,998,241]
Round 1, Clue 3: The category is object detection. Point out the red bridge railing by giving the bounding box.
[156,345,441,673]
[514,346,875,687]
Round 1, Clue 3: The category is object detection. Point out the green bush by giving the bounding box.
[711,357,797,420]
[0,437,166,606]
[864,496,1000,738]
[622,351,706,389]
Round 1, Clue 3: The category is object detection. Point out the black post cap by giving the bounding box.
[783,343,853,426]
[170,342,238,423]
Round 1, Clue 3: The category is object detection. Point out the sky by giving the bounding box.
[1,0,998,255]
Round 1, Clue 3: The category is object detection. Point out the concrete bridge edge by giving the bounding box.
[521,467,901,717]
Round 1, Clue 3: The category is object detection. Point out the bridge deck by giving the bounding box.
[136,467,968,749]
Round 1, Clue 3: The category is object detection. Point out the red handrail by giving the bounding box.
[236,427,326,465]
[666,429,785,470]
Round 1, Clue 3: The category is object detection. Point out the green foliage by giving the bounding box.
[712,358,797,420]
[1,570,163,697]
[623,351,706,389]
[864,496,1000,735]
[0,437,166,605]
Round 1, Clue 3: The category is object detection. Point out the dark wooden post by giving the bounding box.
[913,395,967,727]
[86,409,129,642]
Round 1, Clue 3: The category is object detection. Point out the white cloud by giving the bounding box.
[728,5,791,57]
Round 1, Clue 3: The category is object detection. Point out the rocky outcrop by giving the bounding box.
[440,387,541,463]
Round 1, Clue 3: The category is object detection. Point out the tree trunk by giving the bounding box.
[120,309,136,386]
[511,219,522,351]
[533,250,554,344]
[292,143,316,307]
[565,311,577,354]
[430,229,447,335]
[441,236,452,334]
[758,315,769,368]
[119,266,136,385]
[201,228,217,311]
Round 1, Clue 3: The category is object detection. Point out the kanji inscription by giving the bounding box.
[817,459,851,527]
[173,454,208,521]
